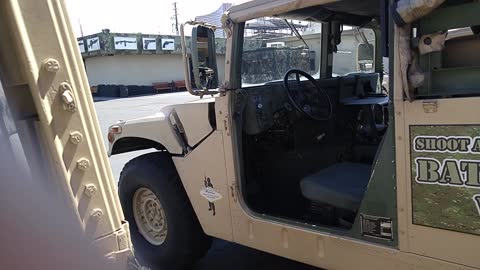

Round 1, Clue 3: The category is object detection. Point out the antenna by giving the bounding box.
[172,2,179,35]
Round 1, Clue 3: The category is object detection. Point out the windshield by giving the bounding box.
[241,18,321,86]
[241,19,377,87]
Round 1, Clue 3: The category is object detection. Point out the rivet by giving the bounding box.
[84,184,97,197]
[91,208,104,221]
[77,158,90,171]
[42,58,60,73]
[69,131,83,144]
[423,37,432,45]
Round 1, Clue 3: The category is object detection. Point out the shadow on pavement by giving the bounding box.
[192,239,320,270]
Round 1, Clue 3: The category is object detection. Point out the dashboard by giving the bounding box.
[242,82,290,135]
[241,73,382,135]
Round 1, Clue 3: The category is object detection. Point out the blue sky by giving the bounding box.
[66,0,247,37]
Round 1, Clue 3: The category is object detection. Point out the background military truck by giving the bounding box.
[109,0,480,269]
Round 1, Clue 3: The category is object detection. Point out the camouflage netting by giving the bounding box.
[242,39,265,51]
[78,29,228,58]
[241,47,310,84]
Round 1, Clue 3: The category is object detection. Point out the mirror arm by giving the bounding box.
[180,23,198,96]
[185,20,217,31]
[355,27,370,45]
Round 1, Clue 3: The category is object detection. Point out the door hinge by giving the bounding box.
[223,118,230,136]
[230,184,237,203]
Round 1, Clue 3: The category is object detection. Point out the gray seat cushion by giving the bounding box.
[300,162,371,211]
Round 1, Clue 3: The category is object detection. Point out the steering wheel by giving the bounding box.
[283,69,333,121]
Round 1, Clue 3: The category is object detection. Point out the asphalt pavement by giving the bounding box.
[94,92,319,270]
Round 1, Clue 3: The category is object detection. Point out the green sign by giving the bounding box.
[410,125,480,236]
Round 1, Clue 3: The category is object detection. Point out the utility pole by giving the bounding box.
[79,19,84,38]
[172,2,179,35]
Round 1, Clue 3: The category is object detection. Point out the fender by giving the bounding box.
[108,101,215,156]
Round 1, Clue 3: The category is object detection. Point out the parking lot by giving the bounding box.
[94,92,319,270]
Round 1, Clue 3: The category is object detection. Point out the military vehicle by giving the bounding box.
[0,0,136,268]
[1,0,479,270]
[108,0,480,269]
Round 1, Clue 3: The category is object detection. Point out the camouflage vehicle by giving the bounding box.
[1,0,479,270]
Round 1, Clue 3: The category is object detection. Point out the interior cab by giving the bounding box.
[237,2,391,232]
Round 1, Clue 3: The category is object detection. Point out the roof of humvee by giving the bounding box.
[228,0,380,25]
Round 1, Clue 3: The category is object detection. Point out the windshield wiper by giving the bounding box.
[354,27,369,45]
[284,19,309,49]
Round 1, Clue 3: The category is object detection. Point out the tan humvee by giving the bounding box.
[1,0,479,270]
[108,0,480,269]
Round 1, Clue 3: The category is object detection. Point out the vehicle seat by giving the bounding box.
[300,162,371,212]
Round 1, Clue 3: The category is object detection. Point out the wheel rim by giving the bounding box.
[132,188,168,246]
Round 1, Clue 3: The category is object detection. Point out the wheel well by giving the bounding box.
[111,137,166,155]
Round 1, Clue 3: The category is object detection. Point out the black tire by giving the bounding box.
[119,152,212,270]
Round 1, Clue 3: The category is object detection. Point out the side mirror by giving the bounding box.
[180,21,219,97]
[357,43,374,72]
[191,25,218,90]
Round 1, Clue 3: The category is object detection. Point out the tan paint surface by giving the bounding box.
[109,102,215,155]
[109,106,184,155]
[174,102,214,147]
[228,0,338,23]
[399,98,480,269]
[173,130,233,241]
